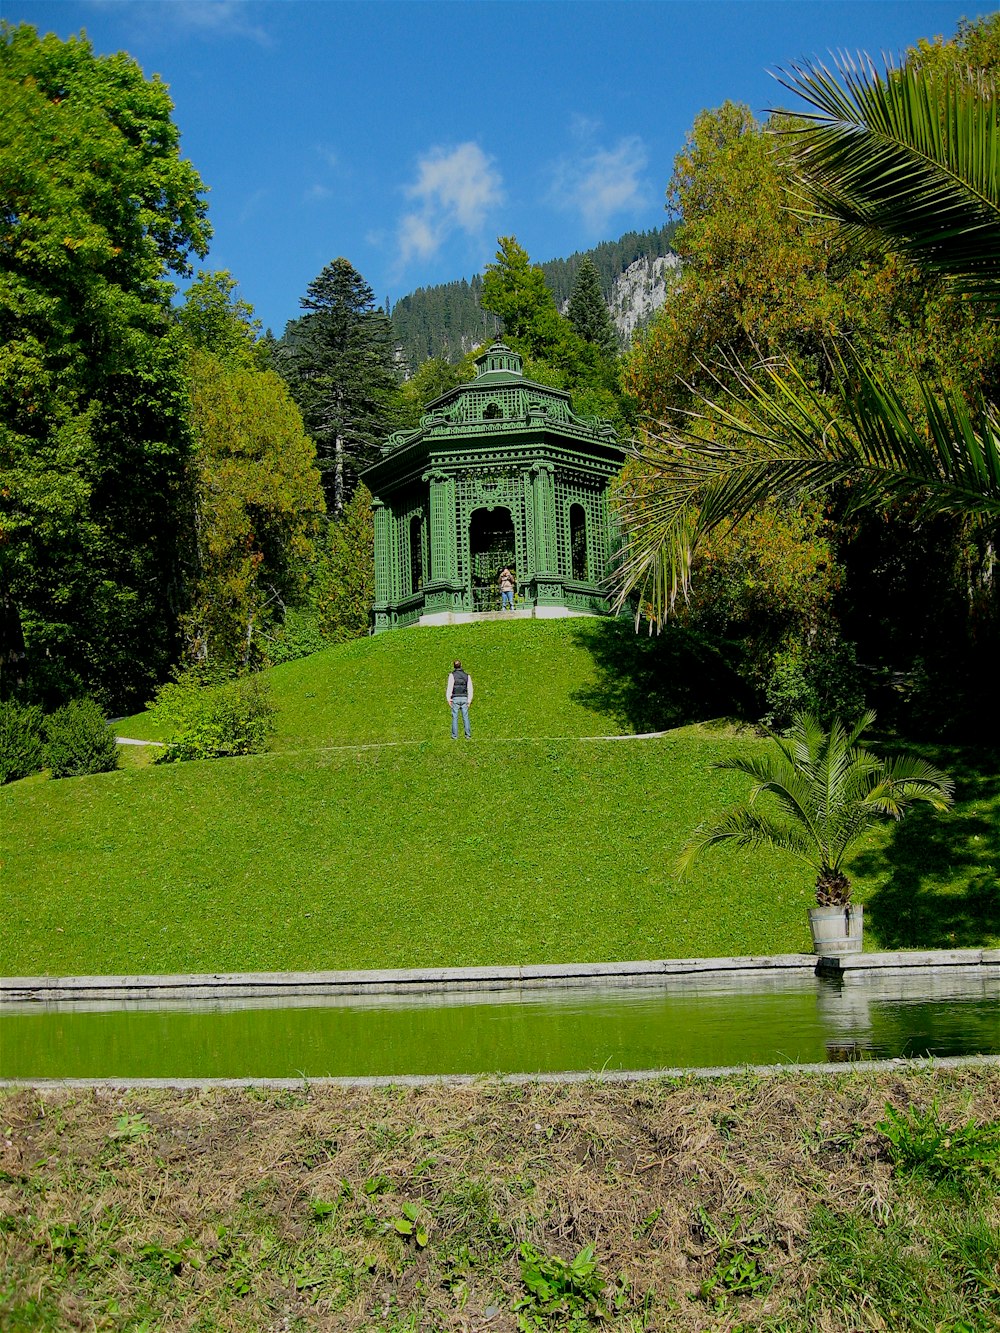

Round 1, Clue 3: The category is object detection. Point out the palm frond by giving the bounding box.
[861,753,956,817]
[772,56,1000,300]
[677,806,815,877]
[612,347,1000,622]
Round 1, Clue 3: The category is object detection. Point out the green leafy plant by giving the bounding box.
[763,634,865,732]
[109,1113,151,1141]
[879,1103,1000,1182]
[0,699,45,785]
[679,710,953,905]
[514,1242,607,1329]
[392,1201,429,1248]
[43,698,118,778]
[694,1207,770,1310]
[150,673,276,762]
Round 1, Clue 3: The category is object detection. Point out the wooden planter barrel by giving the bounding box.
[808,904,864,956]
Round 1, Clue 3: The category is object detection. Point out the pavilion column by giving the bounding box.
[372,498,392,605]
[425,469,457,583]
[531,462,555,573]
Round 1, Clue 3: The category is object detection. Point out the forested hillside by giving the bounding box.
[390,223,678,369]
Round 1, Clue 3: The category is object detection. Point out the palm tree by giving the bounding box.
[615,55,1000,618]
[678,712,954,905]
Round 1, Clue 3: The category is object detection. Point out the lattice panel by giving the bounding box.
[428,476,455,582]
[459,388,524,423]
[553,473,606,581]
[393,491,428,598]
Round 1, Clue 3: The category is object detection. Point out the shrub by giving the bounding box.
[43,698,119,778]
[150,673,276,762]
[264,605,328,666]
[0,699,45,784]
[311,484,374,644]
[764,632,865,731]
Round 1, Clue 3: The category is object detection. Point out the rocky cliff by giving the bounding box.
[609,252,681,344]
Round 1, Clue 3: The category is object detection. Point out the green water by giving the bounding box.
[2,978,997,1079]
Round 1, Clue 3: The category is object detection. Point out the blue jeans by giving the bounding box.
[501,589,514,609]
[451,697,470,739]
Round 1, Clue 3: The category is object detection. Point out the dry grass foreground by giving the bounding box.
[2,1068,999,1331]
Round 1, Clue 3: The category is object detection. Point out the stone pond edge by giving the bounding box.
[2,1054,998,1092]
[3,947,997,1004]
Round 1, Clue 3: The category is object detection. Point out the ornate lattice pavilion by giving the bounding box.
[362,342,624,631]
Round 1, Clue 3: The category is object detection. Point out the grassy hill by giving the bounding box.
[3,620,997,977]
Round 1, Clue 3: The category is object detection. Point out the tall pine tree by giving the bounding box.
[567,256,618,357]
[279,259,402,515]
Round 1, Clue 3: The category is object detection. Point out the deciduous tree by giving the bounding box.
[179,277,324,667]
[0,23,210,709]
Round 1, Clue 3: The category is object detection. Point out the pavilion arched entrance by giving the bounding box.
[468,506,516,612]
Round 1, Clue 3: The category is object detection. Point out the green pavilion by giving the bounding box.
[362,342,625,630]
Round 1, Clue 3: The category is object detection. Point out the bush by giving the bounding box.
[264,605,328,667]
[43,698,119,778]
[150,673,276,762]
[764,632,865,731]
[0,699,45,784]
[311,485,374,644]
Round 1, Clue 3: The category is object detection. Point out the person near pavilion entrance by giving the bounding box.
[446,660,473,739]
[499,566,516,611]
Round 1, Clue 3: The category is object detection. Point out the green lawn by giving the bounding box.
[4,620,997,976]
[118,619,621,748]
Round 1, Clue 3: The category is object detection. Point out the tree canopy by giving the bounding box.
[178,274,324,668]
[0,22,209,709]
[615,15,1000,736]
[617,44,1000,619]
[481,236,630,431]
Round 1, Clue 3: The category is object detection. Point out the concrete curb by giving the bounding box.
[2,1053,997,1092]
[3,949,996,1004]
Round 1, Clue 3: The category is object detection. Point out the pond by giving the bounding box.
[2,970,996,1080]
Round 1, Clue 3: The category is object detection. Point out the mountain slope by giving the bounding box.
[390,224,679,370]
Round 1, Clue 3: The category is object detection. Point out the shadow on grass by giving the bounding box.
[569,618,754,734]
[853,745,1000,949]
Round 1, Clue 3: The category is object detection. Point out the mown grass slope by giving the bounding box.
[4,619,997,976]
[119,620,623,749]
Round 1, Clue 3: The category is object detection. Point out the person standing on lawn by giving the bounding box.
[446,660,473,739]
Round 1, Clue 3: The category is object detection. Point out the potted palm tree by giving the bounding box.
[678,712,954,954]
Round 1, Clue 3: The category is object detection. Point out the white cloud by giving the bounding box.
[303,183,333,203]
[550,135,650,233]
[397,142,504,265]
[398,213,439,262]
[86,0,272,45]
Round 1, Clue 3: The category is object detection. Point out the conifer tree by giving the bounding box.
[568,256,618,357]
[278,259,403,516]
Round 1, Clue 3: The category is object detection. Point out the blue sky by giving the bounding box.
[4,1,983,334]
